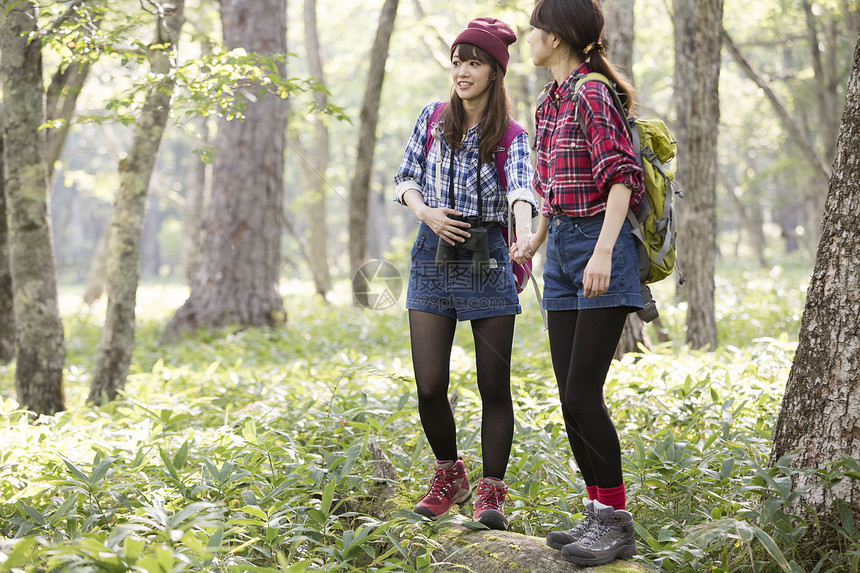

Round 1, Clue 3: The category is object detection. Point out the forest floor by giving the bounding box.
[3,258,856,572]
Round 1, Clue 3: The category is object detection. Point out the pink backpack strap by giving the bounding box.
[424,102,447,155]
[494,120,526,191]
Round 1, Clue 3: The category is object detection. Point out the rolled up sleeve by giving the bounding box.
[504,131,538,217]
[579,84,644,205]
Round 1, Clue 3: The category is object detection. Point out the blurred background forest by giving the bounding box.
[44,0,851,291]
[2,1,860,571]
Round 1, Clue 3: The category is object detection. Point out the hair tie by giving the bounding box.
[583,40,605,55]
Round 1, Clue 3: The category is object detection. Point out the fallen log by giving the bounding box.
[428,517,650,573]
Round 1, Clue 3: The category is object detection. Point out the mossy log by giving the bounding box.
[428,519,650,573]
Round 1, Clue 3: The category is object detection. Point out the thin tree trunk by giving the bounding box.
[182,118,211,286]
[164,0,288,342]
[301,0,332,296]
[45,62,91,181]
[0,118,13,363]
[348,0,399,305]
[674,0,723,350]
[140,193,162,278]
[771,34,860,534]
[776,205,800,254]
[83,226,109,305]
[88,0,186,404]
[0,2,66,415]
[843,0,860,39]
[719,171,767,268]
[410,0,450,69]
[802,0,841,163]
[614,314,652,359]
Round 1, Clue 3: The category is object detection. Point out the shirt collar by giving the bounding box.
[554,62,591,99]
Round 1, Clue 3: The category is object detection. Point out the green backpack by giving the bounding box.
[573,73,684,320]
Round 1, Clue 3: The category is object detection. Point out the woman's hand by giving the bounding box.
[583,250,612,298]
[420,206,471,245]
[510,233,537,264]
[510,218,548,264]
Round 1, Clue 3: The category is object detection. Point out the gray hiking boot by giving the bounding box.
[560,500,637,566]
[546,498,596,549]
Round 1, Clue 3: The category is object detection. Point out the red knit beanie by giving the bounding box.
[451,17,517,75]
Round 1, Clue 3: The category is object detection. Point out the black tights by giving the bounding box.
[547,307,629,488]
[408,310,515,480]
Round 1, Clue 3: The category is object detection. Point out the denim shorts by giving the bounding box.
[542,213,644,311]
[406,223,521,321]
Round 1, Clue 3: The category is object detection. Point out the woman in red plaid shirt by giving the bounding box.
[510,0,643,566]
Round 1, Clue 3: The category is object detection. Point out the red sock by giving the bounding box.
[597,484,626,510]
[586,485,598,501]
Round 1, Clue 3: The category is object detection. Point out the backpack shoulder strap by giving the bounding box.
[534,80,554,114]
[494,119,527,191]
[424,102,447,155]
[424,102,448,201]
[573,73,635,143]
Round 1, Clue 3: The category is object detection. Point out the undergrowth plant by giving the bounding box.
[0,262,857,572]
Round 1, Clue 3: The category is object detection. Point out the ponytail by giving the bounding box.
[586,49,637,116]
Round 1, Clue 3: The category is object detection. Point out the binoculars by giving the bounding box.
[435,216,490,274]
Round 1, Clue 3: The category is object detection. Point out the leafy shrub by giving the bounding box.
[1,263,857,572]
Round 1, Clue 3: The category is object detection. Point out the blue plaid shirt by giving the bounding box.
[394,102,536,222]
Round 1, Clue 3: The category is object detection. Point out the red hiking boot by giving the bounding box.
[414,458,472,519]
[473,477,508,530]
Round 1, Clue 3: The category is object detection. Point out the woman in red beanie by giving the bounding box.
[394,17,536,530]
[511,0,643,565]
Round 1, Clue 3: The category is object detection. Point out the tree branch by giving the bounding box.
[722,28,831,186]
[411,0,451,70]
[48,0,88,30]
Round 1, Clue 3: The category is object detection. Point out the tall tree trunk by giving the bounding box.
[771,34,860,534]
[673,0,723,350]
[348,0,399,304]
[164,0,288,341]
[0,118,13,363]
[601,0,634,78]
[0,2,66,415]
[88,0,186,404]
[300,0,332,296]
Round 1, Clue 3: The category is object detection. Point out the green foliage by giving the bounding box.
[33,0,346,128]
[2,264,858,571]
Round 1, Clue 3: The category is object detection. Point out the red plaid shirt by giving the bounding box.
[533,64,644,218]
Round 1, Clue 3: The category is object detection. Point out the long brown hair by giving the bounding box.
[443,43,512,164]
[530,0,637,115]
